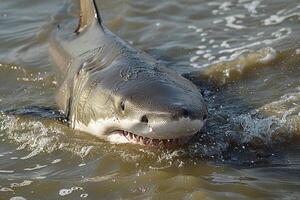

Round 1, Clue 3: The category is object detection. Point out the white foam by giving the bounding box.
[24,164,47,171]
[233,114,281,144]
[10,181,33,188]
[0,114,96,158]
[258,47,277,63]
[213,19,223,24]
[9,197,26,200]
[0,170,14,173]
[196,50,205,55]
[190,56,199,62]
[187,25,197,30]
[0,187,13,192]
[262,27,291,45]
[59,187,84,197]
[225,15,245,30]
[218,41,261,54]
[78,146,93,157]
[220,40,230,48]
[51,159,62,164]
[264,12,300,25]
[244,0,260,14]
[80,194,89,198]
[219,2,232,11]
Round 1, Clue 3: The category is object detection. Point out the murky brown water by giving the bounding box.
[1,0,300,199]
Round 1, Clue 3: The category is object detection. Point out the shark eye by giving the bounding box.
[140,115,149,123]
[120,101,125,111]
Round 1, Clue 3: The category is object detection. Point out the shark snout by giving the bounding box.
[129,103,208,140]
[138,105,208,125]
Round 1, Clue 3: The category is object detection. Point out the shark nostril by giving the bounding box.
[182,108,189,118]
[140,115,149,123]
[120,101,125,111]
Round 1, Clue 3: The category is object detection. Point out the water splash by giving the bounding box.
[233,113,283,145]
[0,112,98,159]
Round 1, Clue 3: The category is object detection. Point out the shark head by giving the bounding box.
[70,60,208,147]
[51,0,208,147]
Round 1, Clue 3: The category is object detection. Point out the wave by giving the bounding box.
[186,47,300,86]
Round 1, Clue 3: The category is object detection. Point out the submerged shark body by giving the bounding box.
[50,0,208,146]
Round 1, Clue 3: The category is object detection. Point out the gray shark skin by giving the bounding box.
[49,0,208,146]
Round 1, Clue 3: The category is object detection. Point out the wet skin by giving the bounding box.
[50,0,208,146]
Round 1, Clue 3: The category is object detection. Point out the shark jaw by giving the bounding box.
[74,117,205,147]
[106,130,196,147]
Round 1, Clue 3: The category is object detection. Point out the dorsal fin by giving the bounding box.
[76,0,102,33]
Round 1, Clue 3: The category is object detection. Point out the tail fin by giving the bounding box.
[76,0,102,33]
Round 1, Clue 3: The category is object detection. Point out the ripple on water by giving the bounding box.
[264,12,300,25]
[10,180,33,188]
[58,186,87,199]
[9,197,27,200]
[1,0,300,199]
[189,47,278,85]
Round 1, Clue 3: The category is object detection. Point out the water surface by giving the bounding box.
[1,0,300,199]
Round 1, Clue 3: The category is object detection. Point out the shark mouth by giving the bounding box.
[74,120,202,147]
[113,130,195,147]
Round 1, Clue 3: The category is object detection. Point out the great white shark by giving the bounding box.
[49,0,208,146]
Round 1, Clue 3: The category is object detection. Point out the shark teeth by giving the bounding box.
[122,130,193,147]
